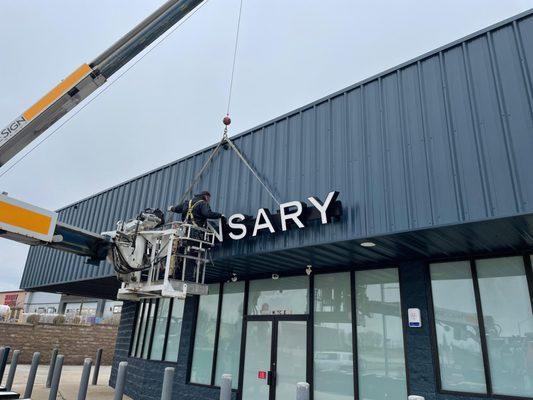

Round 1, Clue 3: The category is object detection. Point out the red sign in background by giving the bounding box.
[3,294,18,307]
[257,371,267,380]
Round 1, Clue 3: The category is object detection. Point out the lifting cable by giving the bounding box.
[179,0,281,207]
[178,131,281,207]
[226,0,244,116]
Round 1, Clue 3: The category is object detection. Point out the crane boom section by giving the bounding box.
[0,0,204,167]
[0,194,58,243]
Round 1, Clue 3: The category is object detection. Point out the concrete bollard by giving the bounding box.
[296,382,310,400]
[77,358,93,400]
[5,350,20,391]
[91,348,103,385]
[0,346,10,385]
[23,352,41,399]
[161,367,174,400]
[113,362,128,400]
[46,348,59,389]
[219,374,232,400]
[48,355,64,400]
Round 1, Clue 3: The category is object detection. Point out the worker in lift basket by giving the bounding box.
[168,190,223,228]
[167,191,223,281]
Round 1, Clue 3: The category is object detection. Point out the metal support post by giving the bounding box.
[160,367,174,400]
[91,348,103,385]
[5,350,20,391]
[77,358,93,400]
[0,346,10,385]
[0,347,4,386]
[48,355,64,400]
[113,362,127,400]
[46,348,59,388]
[23,352,41,399]
[219,374,232,400]
[296,382,309,400]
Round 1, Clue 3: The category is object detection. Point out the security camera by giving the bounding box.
[306,265,312,276]
[231,273,238,282]
[272,273,279,280]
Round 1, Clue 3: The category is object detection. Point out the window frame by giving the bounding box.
[427,253,533,399]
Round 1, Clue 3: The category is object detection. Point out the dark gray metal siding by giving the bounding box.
[21,9,533,289]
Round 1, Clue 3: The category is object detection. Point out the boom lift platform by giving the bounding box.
[107,209,215,300]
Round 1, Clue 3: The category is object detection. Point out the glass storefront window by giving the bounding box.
[314,272,354,400]
[151,299,170,361]
[215,282,245,388]
[190,284,220,385]
[142,300,156,359]
[136,300,150,358]
[129,298,184,362]
[355,268,407,400]
[165,299,185,362]
[477,257,533,398]
[430,262,487,393]
[248,276,309,315]
[130,300,144,356]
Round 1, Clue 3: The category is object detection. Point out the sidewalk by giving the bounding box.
[6,364,132,400]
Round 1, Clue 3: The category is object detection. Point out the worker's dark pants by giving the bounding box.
[174,228,205,281]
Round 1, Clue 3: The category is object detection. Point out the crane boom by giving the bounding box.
[0,0,204,167]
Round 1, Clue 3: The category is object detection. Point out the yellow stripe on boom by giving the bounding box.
[0,199,52,235]
[22,63,92,121]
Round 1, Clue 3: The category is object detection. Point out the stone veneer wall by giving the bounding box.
[0,322,117,364]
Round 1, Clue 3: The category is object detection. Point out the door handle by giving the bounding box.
[267,370,276,386]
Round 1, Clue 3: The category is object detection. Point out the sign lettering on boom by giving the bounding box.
[212,191,342,242]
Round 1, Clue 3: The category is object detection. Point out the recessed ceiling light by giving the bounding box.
[360,241,376,248]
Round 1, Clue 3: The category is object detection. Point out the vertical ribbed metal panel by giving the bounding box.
[21,9,533,289]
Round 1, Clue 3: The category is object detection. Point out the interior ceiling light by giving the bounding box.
[360,241,376,248]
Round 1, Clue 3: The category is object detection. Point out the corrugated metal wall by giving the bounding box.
[21,9,533,289]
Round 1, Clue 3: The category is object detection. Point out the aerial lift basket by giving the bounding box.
[112,217,215,301]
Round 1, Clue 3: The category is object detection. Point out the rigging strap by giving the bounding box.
[179,129,281,207]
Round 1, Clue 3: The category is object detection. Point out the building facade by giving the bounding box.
[20,9,533,400]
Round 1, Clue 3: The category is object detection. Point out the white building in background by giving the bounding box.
[23,292,122,321]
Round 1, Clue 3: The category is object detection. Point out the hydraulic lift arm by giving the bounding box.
[0,0,204,167]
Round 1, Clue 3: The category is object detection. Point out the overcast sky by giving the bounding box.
[0,0,531,291]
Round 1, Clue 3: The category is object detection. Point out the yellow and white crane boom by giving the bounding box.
[0,0,204,167]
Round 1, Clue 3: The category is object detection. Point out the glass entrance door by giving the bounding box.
[242,321,272,400]
[241,318,308,400]
[274,320,307,400]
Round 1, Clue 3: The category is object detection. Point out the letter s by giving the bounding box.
[229,213,247,240]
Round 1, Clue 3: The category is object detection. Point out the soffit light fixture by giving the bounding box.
[360,241,376,248]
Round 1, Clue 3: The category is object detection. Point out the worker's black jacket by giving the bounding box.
[170,195,222,227]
